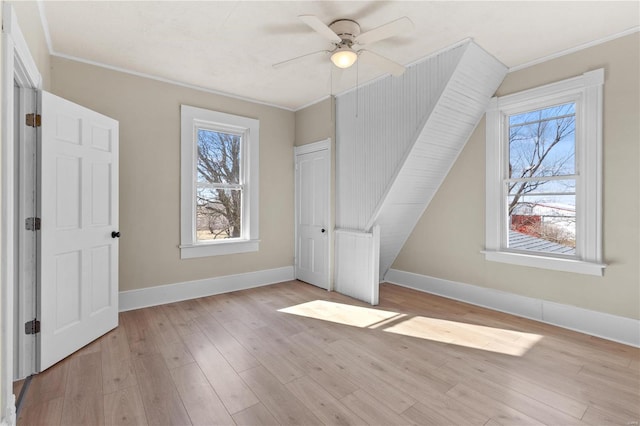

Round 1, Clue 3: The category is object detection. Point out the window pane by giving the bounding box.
[509,103,575,178]
[196,187,242,241]
[507,178,576,197]
[508,192,576,254]
[197,129,241,184]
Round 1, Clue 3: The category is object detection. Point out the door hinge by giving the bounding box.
[25,113,41,128]
[25,217,41,231]
[25,319,40,335]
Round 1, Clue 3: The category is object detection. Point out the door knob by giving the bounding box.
[111,231,120,238]
[321,228,326,233]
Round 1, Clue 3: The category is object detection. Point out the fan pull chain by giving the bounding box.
[356,58,359,118]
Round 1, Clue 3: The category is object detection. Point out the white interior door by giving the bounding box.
[295,144,330,289]
[39,91,119,371]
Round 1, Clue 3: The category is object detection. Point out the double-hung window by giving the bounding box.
[180,105,259,258]
[484,69,605,275]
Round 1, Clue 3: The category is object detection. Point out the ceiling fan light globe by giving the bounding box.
[331,48,358,69]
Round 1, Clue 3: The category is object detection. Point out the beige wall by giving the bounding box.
[11,1,50,89]
[51,57,295,292]
[295,97,334,146]
[393,33,640,320]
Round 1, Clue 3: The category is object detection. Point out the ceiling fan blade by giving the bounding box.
[359,50,406,76]
[354,16,413,46]
[299,15,342,43]
[272,50,329,69]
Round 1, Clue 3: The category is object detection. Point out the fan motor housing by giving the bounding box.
[329,19,361,44]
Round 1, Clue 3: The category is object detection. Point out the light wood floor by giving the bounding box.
[17,281,640,425]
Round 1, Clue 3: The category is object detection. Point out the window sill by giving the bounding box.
[482,250,606,276]
[180,239,259,259]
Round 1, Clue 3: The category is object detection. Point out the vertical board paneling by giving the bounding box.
[375,43,507,276]
[334,228,380,305]
[336,44,467,230]
[335,40,508,283]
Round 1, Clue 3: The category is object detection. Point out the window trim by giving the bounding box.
[484,69,605,276]
[180,105,259,258]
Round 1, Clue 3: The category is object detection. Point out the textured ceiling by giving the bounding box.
[41,1,639,110]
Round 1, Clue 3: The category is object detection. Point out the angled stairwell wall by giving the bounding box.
[335,41,506,303]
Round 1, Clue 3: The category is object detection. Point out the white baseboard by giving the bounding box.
[119,266,294,312]
[385,269,640,348]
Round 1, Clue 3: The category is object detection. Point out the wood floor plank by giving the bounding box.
[196,292,236,322]
[181,331,259,414]
[577,362,640,394]
[177,298,210,320]
[60,391,104,426]
[402,400,484,426]
[629,355,639,371]
[222,320,306,384]
[21,357,69,409]
[193,314,259,372]
[73,336,104,357]
[169,363,235,426]
[158,303,201,337]
[143,306,181,346]
[103,386,148,426]
[158,340,195,370]
[102,355,137,395]
[290,327,418,414]
[284,375,364,425]
[101,325,137,394]
[120,310,153,345]
[446,383,545,425]
[485,354,638,417]
[443,357,589,419]
[329,337,453,394]
[340,389,417,426]
[101,326,132,360]
[132,354,191,426]
[120,310,161,359]
[18,396,64,426]
[320,340,416,413]
[285,333,360,399]
[239,366,322,425]
[448,365,586,425]
[581,404,640,425]
[232,403,278,426]
[61,352,104,425]
[221,294,269,329]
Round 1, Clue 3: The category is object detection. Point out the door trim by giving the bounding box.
[15,87,37,381]
[1,3,43,423]
[294,139,332,290]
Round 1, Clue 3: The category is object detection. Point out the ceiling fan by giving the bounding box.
[273,15,414,76]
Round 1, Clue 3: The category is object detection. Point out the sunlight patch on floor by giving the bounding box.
[278,300,403,328]
[383,316,543,356]
[279,300,542,356]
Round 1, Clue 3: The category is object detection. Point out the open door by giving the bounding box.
[38,91,119,371]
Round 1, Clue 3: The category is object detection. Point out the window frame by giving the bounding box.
[484,69,605,276]
[180,105,259,259]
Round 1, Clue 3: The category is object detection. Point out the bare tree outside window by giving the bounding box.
[196,129,242,240]
[507,103,577,251]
